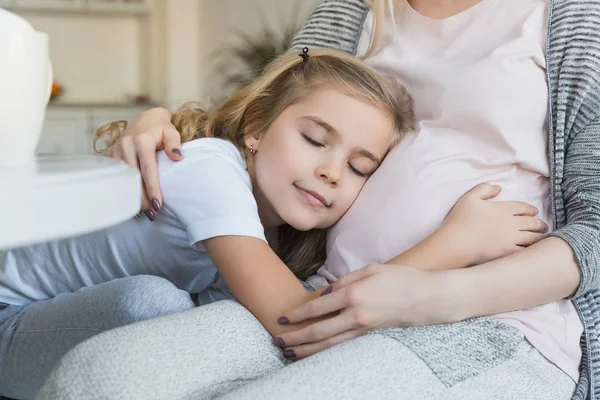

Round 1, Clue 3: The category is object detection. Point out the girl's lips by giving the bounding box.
[295,185,329,208]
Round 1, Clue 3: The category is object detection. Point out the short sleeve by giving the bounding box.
[158,139,267,249]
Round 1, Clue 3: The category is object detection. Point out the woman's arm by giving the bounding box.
[454,118,600,318]
[203,184,546,338]
[446,236,580,321]
[273,121,600,358]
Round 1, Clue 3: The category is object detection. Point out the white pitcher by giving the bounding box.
[0,8,53,167]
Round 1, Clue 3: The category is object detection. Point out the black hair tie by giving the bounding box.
[299,47,310,63]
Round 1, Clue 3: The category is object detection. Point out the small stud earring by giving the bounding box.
[249,145,256,155]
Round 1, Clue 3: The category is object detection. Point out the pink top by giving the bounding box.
[307,0,582,381]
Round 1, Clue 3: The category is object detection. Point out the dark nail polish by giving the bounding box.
[320,286,333,296]
[278,316,289,325]
[134,212,141,219]
[152,198,161,212]
[272,337,286,347]
[283,349,296,359]
[172,148,182,156]
[145,210,156,221]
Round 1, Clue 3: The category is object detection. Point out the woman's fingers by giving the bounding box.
[516,216,548,233]
[280,266,382,324]
[280,328,365,360]
[334,264,382,289]
[280,289,348,324]
[517,232,544,247]
[503,201,539,216]
[275,311,351,348]
[162,127,183,161]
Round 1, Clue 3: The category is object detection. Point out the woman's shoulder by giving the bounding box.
[290,0,370,55]
[548,0,600,131]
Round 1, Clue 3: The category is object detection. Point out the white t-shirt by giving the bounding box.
[0,138,266,307]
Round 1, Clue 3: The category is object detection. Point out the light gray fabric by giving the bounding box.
[290,1,600,399]
[222,329,575,400]
[0,276,194,399]
[36,300,288,400]
[38,300,574,400]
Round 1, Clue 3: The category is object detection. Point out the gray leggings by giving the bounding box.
[38,300,576,400]
[0,276,195,399]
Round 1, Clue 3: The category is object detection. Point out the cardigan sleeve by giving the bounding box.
[289,0,369,55]
[549,117,600,298]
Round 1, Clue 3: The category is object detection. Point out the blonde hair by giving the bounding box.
[95,48,414,280]
[363,0,398,59]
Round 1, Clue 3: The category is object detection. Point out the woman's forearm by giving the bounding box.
[385,225,473,271]
[443,236,581,322]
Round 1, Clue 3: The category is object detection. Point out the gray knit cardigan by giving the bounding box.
[290,1,600,398]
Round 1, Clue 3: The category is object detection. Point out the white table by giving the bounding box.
[0,155,140,250]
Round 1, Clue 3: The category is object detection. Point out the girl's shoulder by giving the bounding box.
[180,137,244,165]
[157,137,246,176]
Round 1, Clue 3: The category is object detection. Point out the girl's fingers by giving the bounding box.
[140,181,154,220]
[118,136,139,169]
[474,183,502,200]
[134,133,163,212]
[163,127,184,161]
[282,329,365,360]
[275,311,352,348]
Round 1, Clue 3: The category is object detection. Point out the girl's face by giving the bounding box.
[246,88,394,231]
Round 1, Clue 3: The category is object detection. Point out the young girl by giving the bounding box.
[1,48,546,399]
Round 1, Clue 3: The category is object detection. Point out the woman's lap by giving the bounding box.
[38,300,575,400]
[220,320,576,400]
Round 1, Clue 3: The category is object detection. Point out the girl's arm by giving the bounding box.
[204,236,316,337]
[386,183,547,271]
[273,120,599,358]
[203,184,546,338]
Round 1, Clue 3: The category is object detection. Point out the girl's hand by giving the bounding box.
[443,183,549,266]
[273,264,456,359]
[105,107,182,219]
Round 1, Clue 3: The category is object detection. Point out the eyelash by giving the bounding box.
[302,133,369,178]
[349,164,368,178]
[302,134,324,147]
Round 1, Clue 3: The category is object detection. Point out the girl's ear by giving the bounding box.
[243,129,261,153]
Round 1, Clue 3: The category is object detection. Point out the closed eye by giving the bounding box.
[348,163,368,178]
[302,134,324,147]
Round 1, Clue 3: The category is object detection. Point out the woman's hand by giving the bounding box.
[105,107,182,219]
[272,264,456,359]
[443,183,549,266]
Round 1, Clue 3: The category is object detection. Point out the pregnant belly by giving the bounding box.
[326,162,551,273]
